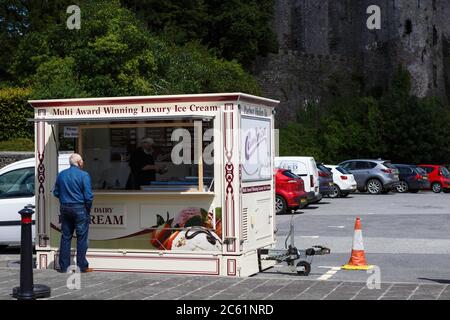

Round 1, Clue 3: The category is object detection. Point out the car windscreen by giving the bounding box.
[415,167,427,175]
[282,170,300,179]
[336,166,350,174]
[421,166,434,174]
[441,167,450,177]
[317,164,332,174]
[383,162,397,169]
[0,167,35,198]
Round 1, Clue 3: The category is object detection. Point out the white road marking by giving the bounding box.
[299,236,320,239]
[328,226,345,228]
[377,283,395,300]
[317,266,341,281]
[321,282,344,300]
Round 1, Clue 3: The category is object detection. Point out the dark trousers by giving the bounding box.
[59,204,90,272]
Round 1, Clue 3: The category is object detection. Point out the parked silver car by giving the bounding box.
[338,159,400,194]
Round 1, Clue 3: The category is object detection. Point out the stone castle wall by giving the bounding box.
[257,0,450,123]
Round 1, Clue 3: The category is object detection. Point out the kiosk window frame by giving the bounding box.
[75,121,208,193]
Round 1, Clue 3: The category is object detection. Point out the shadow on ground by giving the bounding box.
[417,278,450,284]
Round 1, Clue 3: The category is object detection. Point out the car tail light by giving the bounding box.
[341,175,348,180]
[414,173,422,180]
[310,175,314,187]
[381,169,393,174]
[319,171,327,177]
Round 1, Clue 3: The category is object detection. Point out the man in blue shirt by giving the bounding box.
[53,153,94,273]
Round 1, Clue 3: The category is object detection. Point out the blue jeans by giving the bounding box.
[59,204,90,272]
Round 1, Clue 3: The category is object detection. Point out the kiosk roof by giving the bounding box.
[29,93,279,108]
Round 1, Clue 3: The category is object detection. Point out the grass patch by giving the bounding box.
[0,138,34,151]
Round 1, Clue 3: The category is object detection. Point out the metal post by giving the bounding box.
[12,205,51,300]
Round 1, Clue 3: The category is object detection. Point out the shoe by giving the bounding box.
[81,267,94,273]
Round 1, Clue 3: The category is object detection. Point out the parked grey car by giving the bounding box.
[338,159,400,194]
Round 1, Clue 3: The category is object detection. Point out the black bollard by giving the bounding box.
[12,204,51,300]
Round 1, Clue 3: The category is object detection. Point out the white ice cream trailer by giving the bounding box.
[29,93,279,277]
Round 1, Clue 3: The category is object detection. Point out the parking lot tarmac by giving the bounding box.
[262,191,450,284]
[0,192,449,300]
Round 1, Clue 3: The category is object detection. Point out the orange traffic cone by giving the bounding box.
[342,217,373,270]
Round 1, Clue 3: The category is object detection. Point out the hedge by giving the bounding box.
[0,87,33,141]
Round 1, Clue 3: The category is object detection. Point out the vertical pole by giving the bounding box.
[15,207,35,300]
[13,205,51,300]
[194,120,204,192]
[78,127,83,156]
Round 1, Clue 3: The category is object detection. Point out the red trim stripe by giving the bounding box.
[29,95,279,108]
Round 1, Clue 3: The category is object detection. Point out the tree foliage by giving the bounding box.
[8,0,260,99]
[279,67,450,164]
[0,87,33,141]
[121,0,278,69]
[0,0,73,81]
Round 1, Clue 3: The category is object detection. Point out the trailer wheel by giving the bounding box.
[296,261,311,276]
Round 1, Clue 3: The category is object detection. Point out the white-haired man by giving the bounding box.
[53,153,93,273]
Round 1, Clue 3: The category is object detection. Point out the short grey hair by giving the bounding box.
[140,137,154,146]
[69,153,83,167]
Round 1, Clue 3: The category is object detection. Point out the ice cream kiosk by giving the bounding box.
[29,93,279,277]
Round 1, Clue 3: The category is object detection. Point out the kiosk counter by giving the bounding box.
[30,93,279,277]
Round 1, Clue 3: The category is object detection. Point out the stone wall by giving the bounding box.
[0,152,34,169]
[255,51,356,123]
[256,0,450,123]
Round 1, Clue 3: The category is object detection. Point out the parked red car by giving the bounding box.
[275,168,307,214]
[418,165,450,193]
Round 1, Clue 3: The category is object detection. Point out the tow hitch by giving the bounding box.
[258,214,331,276]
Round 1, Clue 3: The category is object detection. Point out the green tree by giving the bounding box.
[0,0,72,81]
[280,66,450,164]
[122,0,208,43]
[10,0,259,99]
[121,0,278,69]
[279,123,324,161]
[379,67,450,163]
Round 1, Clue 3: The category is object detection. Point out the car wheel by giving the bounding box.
[366,179,382,194]
[396,181,409,193]
[329,184,341,198]
[275,195,287,214]
[432,182,442,193]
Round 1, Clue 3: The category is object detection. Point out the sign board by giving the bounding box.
[241,116,271,182]
[64,126,79,138]
[90,204,126,229]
